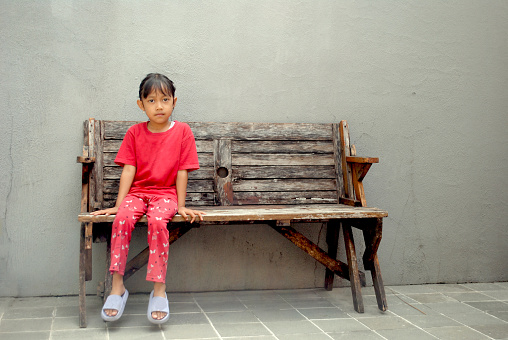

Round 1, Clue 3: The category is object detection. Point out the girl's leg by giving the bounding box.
[145,196,178,320]
[105,194,146,316]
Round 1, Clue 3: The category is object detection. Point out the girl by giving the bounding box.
[91,73,204,324]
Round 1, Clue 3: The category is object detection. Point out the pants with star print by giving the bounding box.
[109,193,178,283]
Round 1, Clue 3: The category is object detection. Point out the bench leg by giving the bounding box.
[103,233,112,302]
[79,223,87,328]
[342,223,364,313]
[324,220,340,291]
[362,218,387,311]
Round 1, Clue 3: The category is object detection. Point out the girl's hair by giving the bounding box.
[138,73,176,99]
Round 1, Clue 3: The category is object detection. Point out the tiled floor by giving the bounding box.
[1,282,507,339]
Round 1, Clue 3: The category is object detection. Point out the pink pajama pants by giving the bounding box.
[109,193,178,283]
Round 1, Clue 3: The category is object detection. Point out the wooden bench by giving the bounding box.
[77,119,388,327]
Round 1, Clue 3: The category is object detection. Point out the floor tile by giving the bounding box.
[206,310,259,324]
[2,307,54,319]
[0,331,50,340]
[406,293,455,303]
[0,317,52,332]
[386,301,438,316]
[107,314,160,328]
[277,289,322,300]
[387,285,437,295]
[51,328,108,340]
[377,327,437,340]
[469,324,508,339]
[493,282,508,289]
[487,310,508,322]
[108,326,164,339]
[53,315,106,330]
[428,283,474,293]
[425,302,483,315]
[10,297,57,308]
[263,320,322,335]
[252,309,306,322]
[357,316,413,330]
[443,291,495,302]
[214,322,271,337]
[225,337,276,340]
[169,302,201,314]
[277,333,331,340]
[464,301,508,312]
[328,330,385,339]
[165,312,209,325]
[235,290,281,301]
[425,325,491,340]
[162,323,218,339]
[287,298,336,309]
[242,300,293,310]
[483,290,508,301]
[312,318,370,332]
[448,311,508,326]
[197,300,247,312]
[462,283,507,291]
[297,307,349,320]
[403,314,462,328]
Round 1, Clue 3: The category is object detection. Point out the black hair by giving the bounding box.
[138,73,176,100]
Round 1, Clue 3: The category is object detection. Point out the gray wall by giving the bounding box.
[1,1,507,297]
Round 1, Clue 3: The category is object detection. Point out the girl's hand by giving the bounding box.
[178,206,205,223]
[90,206,119,216]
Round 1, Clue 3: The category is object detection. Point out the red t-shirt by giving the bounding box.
[114,121,199,202]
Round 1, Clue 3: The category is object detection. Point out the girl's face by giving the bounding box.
[137,89,177,129]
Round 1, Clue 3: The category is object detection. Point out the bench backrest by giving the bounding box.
[81,119,360,211]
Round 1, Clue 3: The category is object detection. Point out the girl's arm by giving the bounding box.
[91,164,136,216]
[176,169,205,223]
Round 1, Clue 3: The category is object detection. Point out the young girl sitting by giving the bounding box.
[91,73,205,324]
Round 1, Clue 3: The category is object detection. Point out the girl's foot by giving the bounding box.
[151,282,167,320]
[104,286,126,317]
[104,273,126,317]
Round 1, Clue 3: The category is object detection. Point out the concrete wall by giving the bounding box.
[1,1,507,297]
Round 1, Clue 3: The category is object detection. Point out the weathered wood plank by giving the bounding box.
[103,165,336,181]
[214,139,235,205]
[232,140,334,154]
[79,204,388,223]
[339,121,354,200]
[269,223,365,284]
[103,121,334,141]
[234,191,337,205]
[325,220,340,290]
[343,223,364,312]
[233,154,334,166]
[79,223,87,328]
[103,166,215,180]
[332,123,345,200]
[102,179,214,194]
[233,166,336,179]
[102,192,215,207]
[91,120,104,210]
[232,179,337,192]
[103,139,213,153]
[103,152,214,167]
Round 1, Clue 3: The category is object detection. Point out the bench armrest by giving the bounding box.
[346,156,378,164]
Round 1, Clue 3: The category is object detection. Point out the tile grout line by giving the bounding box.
[279,292,336,340]
[393,290,498,340]
[193,296,224,340]
[48,306,56,340]
[236,296,280,340]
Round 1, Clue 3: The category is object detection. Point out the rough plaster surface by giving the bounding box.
[1,1,507,296]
